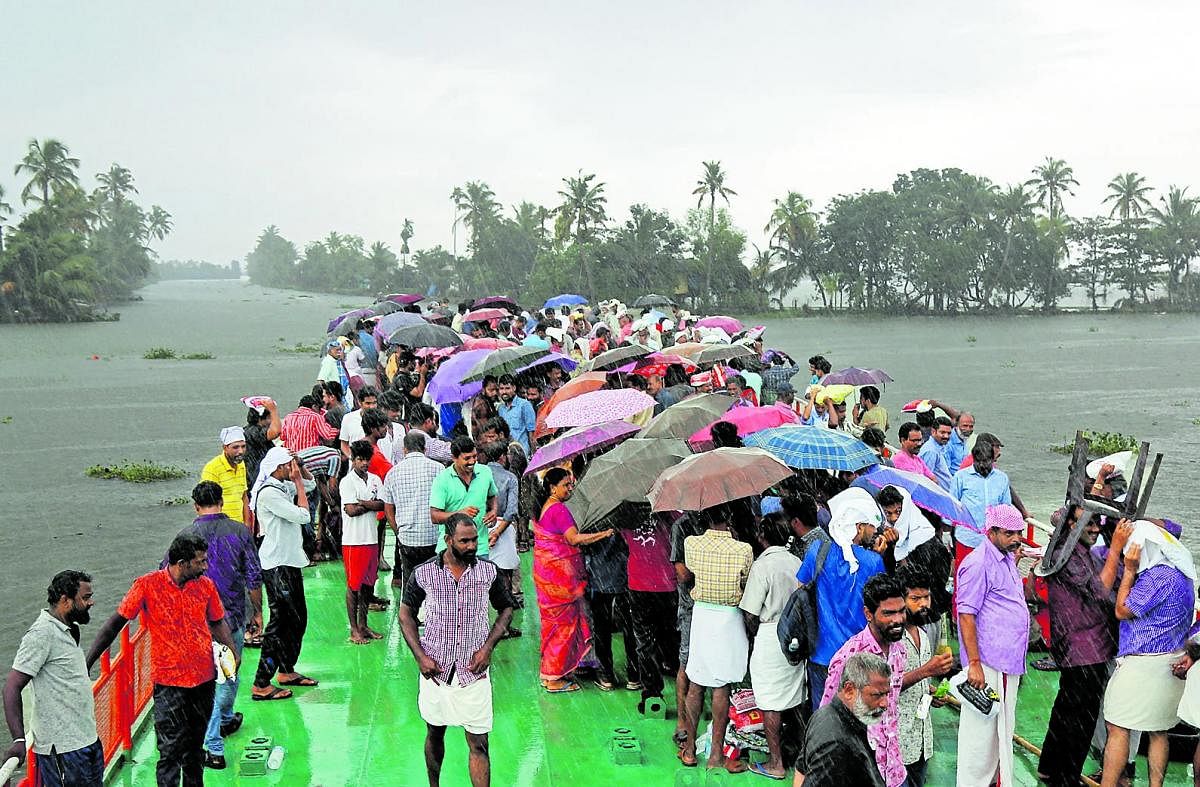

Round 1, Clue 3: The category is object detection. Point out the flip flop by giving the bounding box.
[749,763,785,780]
[542,680,580,694]
[673,730,689,749]
[277,674,318,687]
[676,750,698,767]
[251,686,293,701]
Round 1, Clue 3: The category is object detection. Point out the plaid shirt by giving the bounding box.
[381,452,443,546]
[683,529,753,606]
[761,364,799,393]
[403,554,515,686]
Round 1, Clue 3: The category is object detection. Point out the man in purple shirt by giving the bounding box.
[955,503,1028,787]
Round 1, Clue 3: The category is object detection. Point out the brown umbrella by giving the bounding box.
[648,447,792,512]
[638,393,735,439]
[670,342,708,359]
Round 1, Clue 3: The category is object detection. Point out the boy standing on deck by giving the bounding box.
[340,440,385,644]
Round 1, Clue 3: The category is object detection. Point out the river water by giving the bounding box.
[1,279,1198,671]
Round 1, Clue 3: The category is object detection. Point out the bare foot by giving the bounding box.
[707,756,747,774]
[365,627,384,640]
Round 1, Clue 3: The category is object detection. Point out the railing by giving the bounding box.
[17,615,152,786]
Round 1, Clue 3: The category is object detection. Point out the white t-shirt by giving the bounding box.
[344,345,365,377]
[340,409,365,446]
[339,471,383,546]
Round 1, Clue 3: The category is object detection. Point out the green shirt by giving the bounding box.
[429,464,497,555]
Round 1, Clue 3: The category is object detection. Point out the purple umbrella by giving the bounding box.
[526,420,641,474]
[853,465,978,528]
[545,389,656,428]
[373,311,427,343]
[425,349,489,405]
[381,293,424,305]
[821,367,894,386]
[327,308,374,334]
[696,315,744,335]
[516,351,578,375]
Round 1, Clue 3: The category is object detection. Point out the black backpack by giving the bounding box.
[776,540,832,665]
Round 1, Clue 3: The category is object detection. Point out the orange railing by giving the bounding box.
[18,615,152,786]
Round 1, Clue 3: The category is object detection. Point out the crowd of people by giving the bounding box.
[4,294,1200,787]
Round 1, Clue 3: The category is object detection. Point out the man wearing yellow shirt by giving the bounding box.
[202,427,249,526]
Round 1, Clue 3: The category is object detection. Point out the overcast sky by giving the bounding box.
[4,1,1198,265]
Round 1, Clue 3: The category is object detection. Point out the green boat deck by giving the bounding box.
[106,547,1189,786]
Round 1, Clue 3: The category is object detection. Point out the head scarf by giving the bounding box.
[984,503,1025,533]
[1125,519,1197,582]
[219,426,245,445]
[888,485,929,561]
[827,487,883,573]
[249,446,294,509]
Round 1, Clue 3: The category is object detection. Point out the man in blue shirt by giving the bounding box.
[496,374,537,455]
[950,439,1013,552]
[918,416,954,489]
[945,412,975,470]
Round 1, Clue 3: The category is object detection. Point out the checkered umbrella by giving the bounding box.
[744,425,878,472]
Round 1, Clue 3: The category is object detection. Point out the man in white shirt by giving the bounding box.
[338,386,379,457]
[339,441,385,645]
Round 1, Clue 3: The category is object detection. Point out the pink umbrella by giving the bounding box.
[688,405,799,449]
[464,307,508,323]
[382,293,424,305]
[696,315,744,334]
[526,420,642,474]
[545,389,656,428]
[462,336,516,351]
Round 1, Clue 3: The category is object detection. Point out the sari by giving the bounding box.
[533,501,592,680]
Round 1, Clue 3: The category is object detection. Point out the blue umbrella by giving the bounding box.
[516,351,578,376]
[543,294,587,309]
[744,426,877,472]
[852,465,978,528]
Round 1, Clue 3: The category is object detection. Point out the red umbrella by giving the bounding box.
[464,307,509,323]
[461,337,517,351]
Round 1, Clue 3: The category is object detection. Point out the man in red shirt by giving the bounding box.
[88,533,237,787]
[280,394,338,452]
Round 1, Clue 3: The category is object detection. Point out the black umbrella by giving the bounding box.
[460,345,550,384]
[371,300,405,315]
[471,295,520,313]
[633,293,676,308]
[386,323,464,349]
[587,343,653,371]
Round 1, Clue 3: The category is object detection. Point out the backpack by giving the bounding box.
[776,540,832,665]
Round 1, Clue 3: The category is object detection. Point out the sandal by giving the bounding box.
[673,730,689,749]
[542,679,580,693]
[749,762,785,780]
[243,633,263,649]
[720,759,749,774]
[593,676,616,691]
[251,686,293,701]
[677,750,698,767]
[277,674,318,687]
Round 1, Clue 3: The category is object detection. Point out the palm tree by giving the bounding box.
[764,191,817,297]
[0,183,11,251]
[749,244,777,308]
[96,164,137,205]
[1149,186,1200,303]
[145,206,173,242]
[1025,157,1078,220]
[692,161,736,306]
[555,171,608,298]
[1102,172,1153,221]
[400,218,414,262]
[14,138,80,206]
[450,182,500,257]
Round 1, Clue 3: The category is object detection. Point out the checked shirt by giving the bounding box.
[381,452,444,547]
[683,529,753,606]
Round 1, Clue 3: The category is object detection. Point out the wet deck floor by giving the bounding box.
[107,548,1188,786]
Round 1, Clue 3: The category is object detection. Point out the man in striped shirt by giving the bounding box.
[280,395,338,452]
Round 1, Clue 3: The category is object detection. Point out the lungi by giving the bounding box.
[1104,651,1184,731]
[749,619,806,711]
[1177,660,1200,727]
[956,664,1020,787]
[418,674,494,734]
[685,601,748,688]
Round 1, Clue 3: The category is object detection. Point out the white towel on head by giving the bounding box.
[249,446,294,509]
[827,487,883,573]
[219,426,245,445]
[1126,519,1197,582]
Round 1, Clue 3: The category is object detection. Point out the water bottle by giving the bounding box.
[267,746,285,770]
[787,637,800,653]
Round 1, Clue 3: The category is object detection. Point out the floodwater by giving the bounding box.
[0,280,1198,672]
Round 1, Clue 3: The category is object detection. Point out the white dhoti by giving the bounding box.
[1105,652,1184,731]
[955,664,1020,787]
[1178,661,1200,727]
[418,673,494,734]
[685,602,748,688]
[748,620,806,711]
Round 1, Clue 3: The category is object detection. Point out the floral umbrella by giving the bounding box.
[526,420,641,474]
[535,372,609,439]
[545,389,656,428]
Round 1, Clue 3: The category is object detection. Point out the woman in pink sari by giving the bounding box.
[534,468,615,692]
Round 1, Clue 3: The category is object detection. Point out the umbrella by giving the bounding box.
[744,426,878,472]
[649,447,792,512]
[588,343,653,371]
[535,372,609,439]
[332,316,368,338]
[463,307,509,323]
[461,336,517,351]
[633,294,675,308]
[526,420,641,475]
[544,294,587,309]
[374,311,427,343]
[669,342,709,359]
[696,344,754,366]
[424,311,451,325]
[566,438,692,529]
[371,300,405,315]
[631,354,698,378]
[821,367,895,387]
[471,295,519,312]
[387,323,464,349]
[853,465,979,529]
[639,393,735,439]
[327,308,374,334]
[545,389,656,428]
[461,345,550,384]
[516,351,578,376]
[381,293,424,305]
[426,349,490,404]
[696,315,743,334]
[688,405,799,447]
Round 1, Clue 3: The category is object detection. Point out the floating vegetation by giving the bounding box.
[144,347,178,359]
[1,416,11,424]
[1000,360,1016,368]
[1050,431,1140,457]
[1192,418,1200,427]
[86,460,188,483]
[160,496,191,506]
[276,341,322,354]
[966,335,977,343]
[1088,326,1099,333]
[180,352,215,360]
[1169,400,1190,408]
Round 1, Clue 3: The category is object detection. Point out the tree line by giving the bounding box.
[247,158,1199,313]
[0,138,173,322]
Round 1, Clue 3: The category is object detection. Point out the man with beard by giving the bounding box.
[201,426,249,525]
[895,564,954,787]
[495,374,536,456]
[5,571,101,787]
[795,652,892,787]
[818,574,910,787]
[89,533,238,787]
[399,513,515,787]
[917,416,955,489]
[468,376,499,439]
[955,504,1029,787]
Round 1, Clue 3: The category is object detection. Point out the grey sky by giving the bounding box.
[3,1,1198,265]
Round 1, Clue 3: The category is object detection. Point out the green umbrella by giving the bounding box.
[566,437,691,530]
[638,393,735,439]
[695,343,754,367]
[460,345,549,384]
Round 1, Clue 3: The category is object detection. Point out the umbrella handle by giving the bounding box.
[0,757,19,783]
